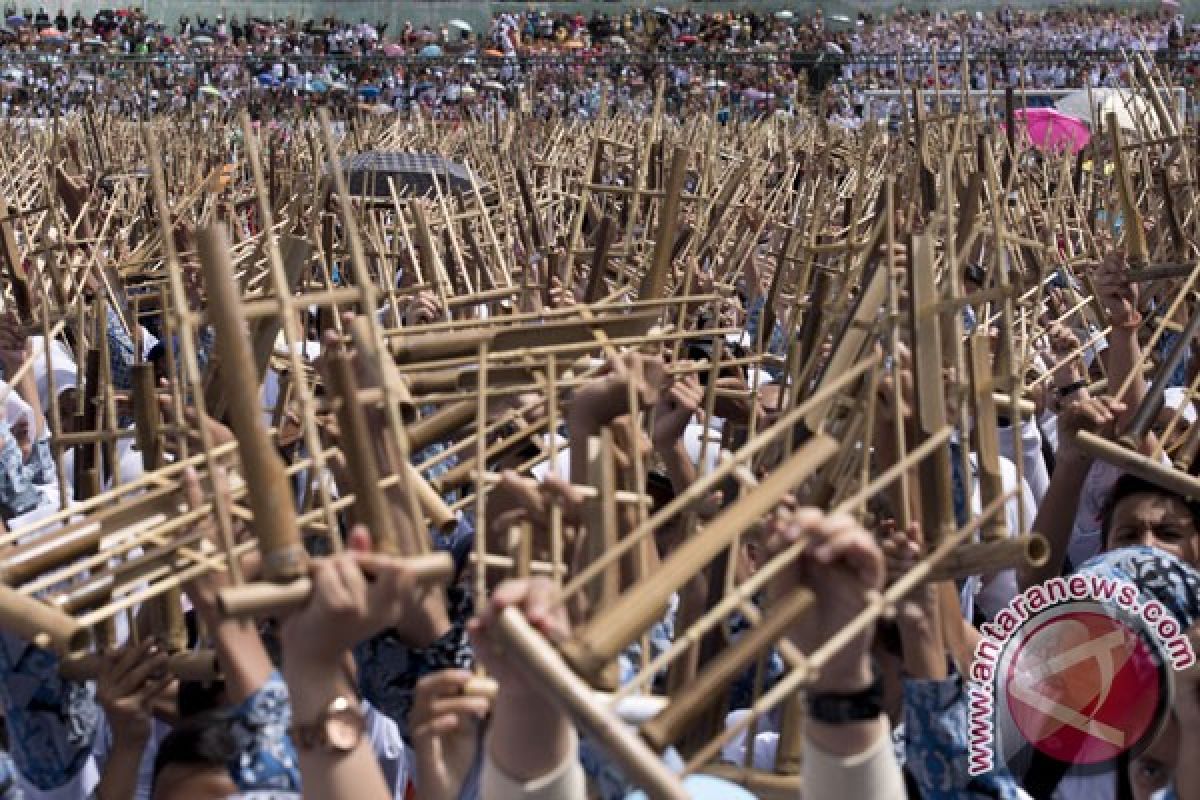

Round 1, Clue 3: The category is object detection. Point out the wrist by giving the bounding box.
[284,665,357,724]
[110,724,152,752]
[1111,312,1142,331]
[1055,448,1094,471]
[811,653,874,694]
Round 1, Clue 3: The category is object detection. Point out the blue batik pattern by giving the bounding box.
[354,585,474,739]
[0,423,52,520]
[227,671,300,792]
[903,672,1026,799]
[0,632,98,790]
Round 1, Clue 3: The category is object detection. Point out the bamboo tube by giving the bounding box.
[389,311,659,364]
[197,224,307,583]
[131,363,162,470]
[1075,430,1200,499]
[1107,112,1150,266]
[909,232,956,547]
[584,215,616,304]
[639,146,689,301]
[328,348,400,556]
[0,583,89,654]
[561,433,840,679]
[408,401,476,453]
[926,534,1050,582]
[217,552,454,618]
[490,606,688,800]
[641,588,813,752]
[0,482,179,586]
[405,462,458,535]
[968,333,1008,542]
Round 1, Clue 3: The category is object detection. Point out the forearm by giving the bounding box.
[897,586,946,680]
[94,735,146,800]
[1022,456,1089,590]
[1106,328,1145,433]
[487,691,574,783]
[659,441,696,496]
[207,617,273,705]
[802,716,904,797]
[284,663,390,800]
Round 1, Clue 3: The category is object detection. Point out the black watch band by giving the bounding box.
[806,662,884,724]
[1055,379,1087,399]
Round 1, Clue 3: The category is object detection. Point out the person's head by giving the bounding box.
[151,712,239,800]
[1102,474,1200,567]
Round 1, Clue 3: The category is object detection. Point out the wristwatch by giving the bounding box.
[289,695,365,753]
[806,661,884,724]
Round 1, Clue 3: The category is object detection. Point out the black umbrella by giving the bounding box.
[332,152,479,198]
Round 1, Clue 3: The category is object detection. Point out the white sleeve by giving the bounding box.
[801,718,906,800]
[997,416,1050,505]
[481,728,586,800]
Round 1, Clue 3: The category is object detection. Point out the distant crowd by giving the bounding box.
[0,4,1195,122]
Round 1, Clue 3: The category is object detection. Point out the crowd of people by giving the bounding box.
[0,5,1197,800]
[0,4,1197,122]
[0,174,1196,800]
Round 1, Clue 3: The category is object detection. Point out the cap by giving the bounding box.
[1077,546,1200,628]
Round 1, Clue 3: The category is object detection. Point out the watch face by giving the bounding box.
[326,707,363,751]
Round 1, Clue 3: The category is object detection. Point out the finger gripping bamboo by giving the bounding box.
[216,552,454,618]
[197,224,307,582]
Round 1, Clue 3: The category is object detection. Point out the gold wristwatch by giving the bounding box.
[289,695,365,753]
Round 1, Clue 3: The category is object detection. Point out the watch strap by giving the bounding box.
[288,695,362,752]
[806,664,884,724]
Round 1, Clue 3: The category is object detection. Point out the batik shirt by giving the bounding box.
[902,671,1027,800]
[354,585,474,740]
[0,633,98,791]
[227,670,301,793]
[0,424,53,520]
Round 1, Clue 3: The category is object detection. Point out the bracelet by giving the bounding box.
[1055,380,1088,399]
[806,660,884,724]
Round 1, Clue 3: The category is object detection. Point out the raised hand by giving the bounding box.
[404,290,445,326]
[1056,395,1126,465]
[651,371,702,453]
[568,351,667,433]
[1092,250,1140,328]
[767,508,885,693]
[410,669,491,800]
[96,639,172,745]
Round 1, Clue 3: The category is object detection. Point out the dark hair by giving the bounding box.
[151,710,236,789]
[1101,473,1200,546]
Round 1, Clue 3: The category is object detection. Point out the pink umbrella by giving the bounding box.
[383,42,404,57]
[1009,108,1091,155]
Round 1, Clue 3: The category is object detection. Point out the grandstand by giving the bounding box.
[39,1,1175,41]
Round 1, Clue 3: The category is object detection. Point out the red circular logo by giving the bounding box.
[1003,610,1163,765]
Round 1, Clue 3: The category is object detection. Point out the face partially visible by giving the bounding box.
[152,766,239,800]
[1106,491,1200,567]
[1130,716,1178,800]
